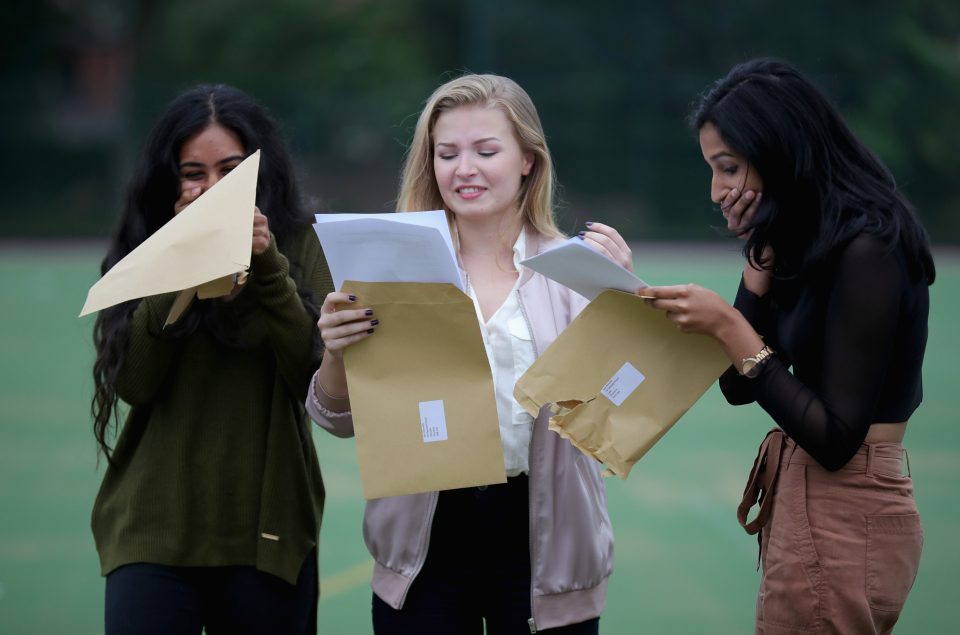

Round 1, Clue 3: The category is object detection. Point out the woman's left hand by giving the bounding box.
[640,284,733,336]
[252,206,271,255]
[579,222,633,271]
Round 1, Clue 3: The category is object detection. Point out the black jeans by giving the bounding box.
[104,551,317,635]
[372,475,600,635]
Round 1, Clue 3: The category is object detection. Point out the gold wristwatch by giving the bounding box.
[741,345,775,378]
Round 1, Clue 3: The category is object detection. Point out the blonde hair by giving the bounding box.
[396,73,563,239]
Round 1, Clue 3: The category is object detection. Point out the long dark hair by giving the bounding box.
[91,84,317,459]
[689,57,935,284]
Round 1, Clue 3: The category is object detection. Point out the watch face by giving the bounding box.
[743,359,760,378]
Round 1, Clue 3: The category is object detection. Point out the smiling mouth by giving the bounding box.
[457,186,485,194]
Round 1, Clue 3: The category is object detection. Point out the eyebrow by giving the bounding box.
[435,137,502,148]
[179,155,245,169]
[708,151,737,161]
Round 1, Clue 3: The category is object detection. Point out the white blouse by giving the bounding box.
[465,229,536,476]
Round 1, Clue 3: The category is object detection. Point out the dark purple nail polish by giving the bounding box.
[585,222,593,227]
[365,309,373,316]
[577,231,585,238]
[370,319,380,326]
[348,294,357,302]
[367,328,374,334]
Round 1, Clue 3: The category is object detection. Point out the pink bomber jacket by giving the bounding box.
[305,229,614,631]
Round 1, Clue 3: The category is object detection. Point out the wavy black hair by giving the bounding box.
[689,57,935,284]
[91,84,318,459]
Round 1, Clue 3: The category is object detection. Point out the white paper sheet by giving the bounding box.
[313,210,463,291]
[519,237,647,300]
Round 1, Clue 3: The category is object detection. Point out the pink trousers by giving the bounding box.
[740,431,923,634]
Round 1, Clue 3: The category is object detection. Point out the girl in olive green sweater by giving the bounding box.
[90,84,332,635]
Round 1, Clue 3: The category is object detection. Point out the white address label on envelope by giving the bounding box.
[600,362,646,406]
[418,400,449,443]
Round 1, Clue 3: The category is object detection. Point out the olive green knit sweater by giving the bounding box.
[92,227,332,585]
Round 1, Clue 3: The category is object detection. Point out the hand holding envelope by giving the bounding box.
[79,151,261,325]
[514,289,730,478]
[337,280,506,500]
[516,238,730,478]
[311,211,505,499]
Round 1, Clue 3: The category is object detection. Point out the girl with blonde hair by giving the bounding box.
[307,73,632,634]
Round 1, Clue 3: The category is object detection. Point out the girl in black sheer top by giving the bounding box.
[643,58,934,633]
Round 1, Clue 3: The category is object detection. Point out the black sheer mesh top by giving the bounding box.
[718,234,930,470]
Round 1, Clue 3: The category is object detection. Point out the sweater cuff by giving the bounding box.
[249,235,284,276]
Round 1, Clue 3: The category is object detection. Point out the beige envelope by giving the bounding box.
[514,289,730,479]
[341,280,506,499]
[79,150,260,325]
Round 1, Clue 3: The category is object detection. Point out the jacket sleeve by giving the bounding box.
[304,371,356,438]
[114,293,184,406]
[249,230,332,404]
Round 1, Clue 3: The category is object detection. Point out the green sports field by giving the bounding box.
[1,242,957,634]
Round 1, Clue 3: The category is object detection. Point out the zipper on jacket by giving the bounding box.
[398,491,440,608]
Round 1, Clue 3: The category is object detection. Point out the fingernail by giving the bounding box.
[370,319,380,326]
[348,295,357,302]
[731,188,739,196]
[585,222,593,227]
[365,309,373,316]
[745,190,755,200]
[577,231,585,238]
[367,328,374,334]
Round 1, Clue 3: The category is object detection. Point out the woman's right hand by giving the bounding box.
[318,292,379,360]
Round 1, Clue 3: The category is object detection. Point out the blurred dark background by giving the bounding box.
[3,0,959,242]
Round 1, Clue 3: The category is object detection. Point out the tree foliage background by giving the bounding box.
[3,0,959,242]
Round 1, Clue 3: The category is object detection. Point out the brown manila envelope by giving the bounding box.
[514,289,730,479]
[79,151,260,325]
[340,280,506,499]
